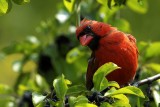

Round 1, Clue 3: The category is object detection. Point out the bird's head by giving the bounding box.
[76,19,115,50]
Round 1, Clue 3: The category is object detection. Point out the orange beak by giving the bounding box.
[79,35,93,46]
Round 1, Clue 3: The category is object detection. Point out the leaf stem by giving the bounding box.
[76,2,81,26]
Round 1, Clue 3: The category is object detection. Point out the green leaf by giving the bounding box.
[69,96,89,107]
[0,0,8,15]
[111,100,131,107]
[63,0,75,13]
[145,42,160,58]
[93,62,120,91]
[12,0,30,5]
[127,0,148,14]
[110,18,131,32]
[112,94,129,103]
[0,84,13,94]
[32,92,46,106]
[56,101,64,107]
[98,0,116,9]
[137,41,148,54]
[75,103,97,107]
[66,47,85,63]
[124,92,141,107]
[136,97,141,107]
[36,101,45,107]
[0,96,15,107]
[1,36,40,55]
[76,96,88,105]
[53,74,68,101]
[97,0,107,5]
[1,42,21,55]
[14,72,31,92]
[107,81,120,88]
[105,86,145,98]
[67,85,86,95]
[69,96,77,107]
[100,102,113,107]
[146,63,160,73]
[65,79,72,85]
[0,0,12,15]
[94,74,109,91]
[35,74,50,91]
[49,100,56,106]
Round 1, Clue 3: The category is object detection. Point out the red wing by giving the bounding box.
[127,34,136,43]
[127,34,139,57]
[86,52,100,90]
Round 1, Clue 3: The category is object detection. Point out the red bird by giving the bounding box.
[76,19,138,90]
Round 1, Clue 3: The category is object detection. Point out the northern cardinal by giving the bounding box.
[76,19,138,90]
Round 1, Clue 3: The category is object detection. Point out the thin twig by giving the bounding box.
[133,74,160,107]
[76,2,81,26]
[132,74,160,87]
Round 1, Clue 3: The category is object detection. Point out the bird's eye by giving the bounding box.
[84,25,92,33]
[78,25,92,39]
[86,25,91,30]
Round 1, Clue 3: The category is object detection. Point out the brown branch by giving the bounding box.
[132,74,160,87]
[132,74,160,107]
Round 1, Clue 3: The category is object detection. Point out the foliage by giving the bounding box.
[0,0,30,16]
[30,70,145,107]
[0,0,160,107]
[93,62,120,91]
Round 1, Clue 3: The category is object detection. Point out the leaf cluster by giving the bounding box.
[0,0,30,16]
[31,63,145,107]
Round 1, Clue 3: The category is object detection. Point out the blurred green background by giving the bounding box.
[0,0,160,86]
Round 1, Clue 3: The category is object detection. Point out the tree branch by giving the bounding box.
[132,74,160,87]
